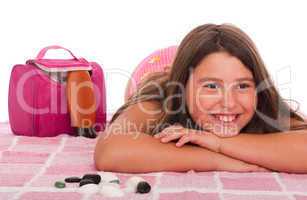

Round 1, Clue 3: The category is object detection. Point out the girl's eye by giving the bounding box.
[203,83,220,89]
[237,83,251,89]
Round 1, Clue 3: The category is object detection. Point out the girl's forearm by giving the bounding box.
[94,132,216,173]
[220,130,307,173]
[94,131,263,173]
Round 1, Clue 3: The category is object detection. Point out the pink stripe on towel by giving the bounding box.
[160,192,219,200]
[0,192,15,200]
[294,195,307,200]
[0,151,50,164]
[159,171,217,189]
[220,176,282,191]
[279,173,307,192]
[45,164,96,175]
[0,173,33,186]
[20,192,82,200]
[223,194,291,200]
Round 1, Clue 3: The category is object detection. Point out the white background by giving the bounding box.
[0,0,306,122]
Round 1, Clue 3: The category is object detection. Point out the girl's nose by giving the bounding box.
[221,89,237,109]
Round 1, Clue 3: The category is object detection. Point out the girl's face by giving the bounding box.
[185,51,257,137]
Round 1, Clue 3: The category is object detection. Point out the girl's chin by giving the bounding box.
[198,113,242,137]
[200,123,241,138]
[212,128,240,137]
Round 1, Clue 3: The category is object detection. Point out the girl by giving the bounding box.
[94,23,307,173]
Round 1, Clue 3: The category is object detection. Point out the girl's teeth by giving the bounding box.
[215,115,237,122]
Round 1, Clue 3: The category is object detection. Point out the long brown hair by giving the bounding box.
[110,23,307,135]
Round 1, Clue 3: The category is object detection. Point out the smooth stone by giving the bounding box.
[54,181,66,188]
[100,182,120,189]
[82,174,101,184]
[79,178,96,187]
[78,183,99,194]
[125,176,144,190]
[64,176,82,183]
[109,179,120,184]
[136,181,151,193]
[100,184,124,197]
[98,172,119,183]
[125,176,151,193]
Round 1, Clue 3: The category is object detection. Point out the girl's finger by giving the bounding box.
[175,134,192,147]
[160,131,186,143]
[176,134,209,148]
[154,128,173,138]
[155,125,184,139]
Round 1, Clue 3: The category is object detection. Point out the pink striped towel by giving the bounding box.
[1,122,307,200]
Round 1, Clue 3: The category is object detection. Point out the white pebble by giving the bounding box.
[100,184,124,197]
[78,184,99,194]
[98,171,120,183]
[123,186,135,193]
[99,182,120,189]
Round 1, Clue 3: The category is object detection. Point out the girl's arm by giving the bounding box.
[95,130,268,173]
[94,101,267,173]
[156,120,307,173]
[219,129,307,173]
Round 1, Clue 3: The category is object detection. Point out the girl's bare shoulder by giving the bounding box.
[109,100,163,134]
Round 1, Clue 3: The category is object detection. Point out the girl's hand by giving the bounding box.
[154,125,222,153]
[154,124,187,142]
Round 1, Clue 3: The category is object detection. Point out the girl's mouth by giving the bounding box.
[209,114,241,124]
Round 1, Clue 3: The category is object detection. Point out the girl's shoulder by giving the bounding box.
[110,100,164,134]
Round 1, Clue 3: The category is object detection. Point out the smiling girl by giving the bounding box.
[94,23,307,173]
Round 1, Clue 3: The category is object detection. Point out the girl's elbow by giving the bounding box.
[94,139,117,171]
[94,144,110,171]
[94,138,129,171]
[94,152,109,171]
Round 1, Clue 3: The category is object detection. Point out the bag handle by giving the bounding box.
[36,45,78,60]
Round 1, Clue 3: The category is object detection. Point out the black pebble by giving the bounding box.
[64,176,82,183]
[79,178,96,187]
[136,181,151,194]
[82,174,101,184]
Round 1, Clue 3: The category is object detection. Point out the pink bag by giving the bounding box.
[8,46,106,137]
